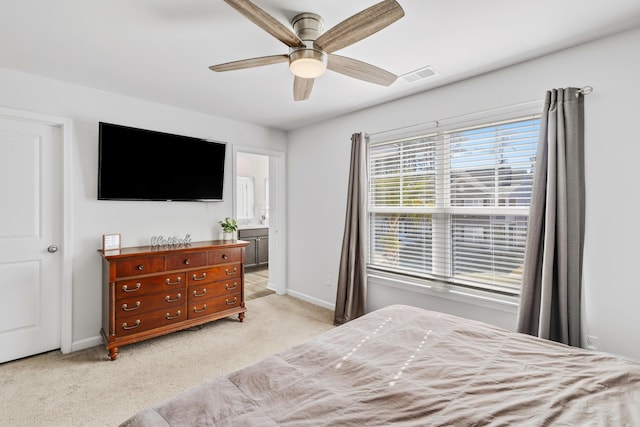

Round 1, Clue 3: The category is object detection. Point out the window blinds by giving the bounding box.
[368,117,540,294]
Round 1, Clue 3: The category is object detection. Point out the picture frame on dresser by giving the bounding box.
[100,240,249,360]
[102,233,121,251]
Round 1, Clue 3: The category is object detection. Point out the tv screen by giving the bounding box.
[98,122,226,201]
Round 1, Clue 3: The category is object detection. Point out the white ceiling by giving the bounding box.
[2,0,640,131]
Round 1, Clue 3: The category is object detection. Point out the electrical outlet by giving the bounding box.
[325,275,332,287]
[586,335,599,351]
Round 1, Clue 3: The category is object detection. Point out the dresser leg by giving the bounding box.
[108,347,119,361]
[238,312,245,322]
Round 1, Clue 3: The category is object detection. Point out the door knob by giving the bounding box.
[48,245,59,253]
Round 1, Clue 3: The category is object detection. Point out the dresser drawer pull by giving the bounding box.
[225,282,238,290]
[192,272,207,281]
[192,288,207,297]
[193,304,207,313]
[122,283,141,293]
[122,320,141,330]
[184,259,190,265]
[225,297,238,305]
[165,277,182,285]
[165,310,181,320]
[165,293,182,303]
[137,265,144,271]
[225,268,237,276]
[222,254,229,260]
[121,301,141,312]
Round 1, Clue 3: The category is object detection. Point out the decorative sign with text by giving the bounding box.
[150,234,192,247]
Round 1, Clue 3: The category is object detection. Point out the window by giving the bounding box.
[368,116,540,295]
[236,176,255,220]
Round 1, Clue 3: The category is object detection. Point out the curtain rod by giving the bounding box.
[577,86,593,97]
[368,86,594,138]
[367,98,541,138]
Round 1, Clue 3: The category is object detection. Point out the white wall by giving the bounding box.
[0,67,286,349]
[287,27,640,360]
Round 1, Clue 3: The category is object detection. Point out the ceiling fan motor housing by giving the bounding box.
[291,13,324,41]
[289,13,327,78]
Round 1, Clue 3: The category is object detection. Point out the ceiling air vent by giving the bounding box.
[401,66,437,83]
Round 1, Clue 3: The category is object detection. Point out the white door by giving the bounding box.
[0,117,62,363]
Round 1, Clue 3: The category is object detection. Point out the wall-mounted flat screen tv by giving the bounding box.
[98,122,226,201]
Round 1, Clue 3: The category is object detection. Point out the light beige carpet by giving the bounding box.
[0,294,334,426]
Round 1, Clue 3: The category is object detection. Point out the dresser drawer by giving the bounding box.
[116,256,165,278]
[187,263,241,285]
[115,273,185,300]
[188,293,241,320]
[188,279,241,303]
[166,251,207,271]
[117,306,186,337]
[208,248,242,265]
[117,291,184,316]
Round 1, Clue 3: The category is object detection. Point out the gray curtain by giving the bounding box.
[334,133,367,325]
[517,88,585,347]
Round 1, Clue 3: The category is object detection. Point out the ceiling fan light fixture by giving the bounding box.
[289,49,327,79]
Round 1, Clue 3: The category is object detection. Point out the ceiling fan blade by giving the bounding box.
[327,54,397,86]
[293,77,314,101]
[209,55,289,72]
[224,0,305,48]
[314,0,404,54]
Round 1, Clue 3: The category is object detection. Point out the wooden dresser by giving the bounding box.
[100,240,249,360]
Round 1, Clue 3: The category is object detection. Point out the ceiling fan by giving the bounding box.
[209,0,405,101]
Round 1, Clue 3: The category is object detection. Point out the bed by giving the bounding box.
[120,304,640,426]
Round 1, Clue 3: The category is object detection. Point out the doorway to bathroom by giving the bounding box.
[234,148,285,299]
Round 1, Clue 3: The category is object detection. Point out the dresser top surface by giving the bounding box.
[101,240,249,260]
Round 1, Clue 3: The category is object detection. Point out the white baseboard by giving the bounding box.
[69,335,103,353]
[285,289,335,310]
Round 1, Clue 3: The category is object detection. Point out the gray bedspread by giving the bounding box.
[121,305,640,426]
